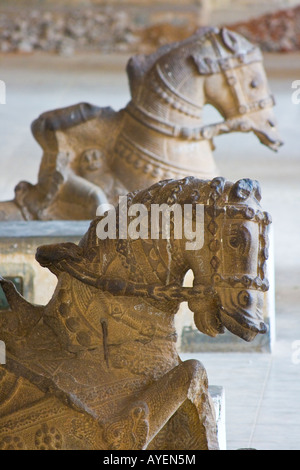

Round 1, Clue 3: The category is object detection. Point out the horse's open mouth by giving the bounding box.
[254,130,283,152]
[219,307,268,342]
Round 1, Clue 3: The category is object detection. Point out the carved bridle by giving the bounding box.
[207,30,276,124]
[205,203,271,294]
[126,30,275,142]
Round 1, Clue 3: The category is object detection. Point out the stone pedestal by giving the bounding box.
[0,221,89,306]
[210,386,226,451]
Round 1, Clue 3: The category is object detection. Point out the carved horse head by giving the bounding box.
[182,177,271,342]
[126,27,282,151]
[123,176,270,342]
[36,177,271,345]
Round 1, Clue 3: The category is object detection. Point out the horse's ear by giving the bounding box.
[253,181,262,202]
[229,179,262,202]
[221,28,241,53]
[209,177,226,200]
[126,55,146,96]
[221,28,255,55]
[191,27,220,74]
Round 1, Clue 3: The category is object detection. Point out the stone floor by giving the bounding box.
[0,52,300,450]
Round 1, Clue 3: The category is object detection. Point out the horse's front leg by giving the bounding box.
[103,359,219,451]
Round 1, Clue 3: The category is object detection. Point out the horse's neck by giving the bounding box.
[110,55,221,186]
[122,70,217,176]
[114,237,188,287]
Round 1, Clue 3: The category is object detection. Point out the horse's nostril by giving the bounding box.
[250,79,259,89]
[268,120,275,128]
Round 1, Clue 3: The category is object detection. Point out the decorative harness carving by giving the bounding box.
[208,32,276,119]
[204,177,271,295]
[207,205,271,293]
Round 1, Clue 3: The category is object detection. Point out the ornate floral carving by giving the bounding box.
[35,424,63,451]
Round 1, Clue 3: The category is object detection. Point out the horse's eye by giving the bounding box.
[228,226,249,251]
[229,236,240,249]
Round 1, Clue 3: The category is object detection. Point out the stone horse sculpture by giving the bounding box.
[0,27,282,221]
[0,177,271,450]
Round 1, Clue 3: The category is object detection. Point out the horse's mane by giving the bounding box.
[79,176,263,257]
[126,176,262,208]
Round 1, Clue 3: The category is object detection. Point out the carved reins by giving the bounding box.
[51,257,212,303]
[53,258,269,307]
[126,101,274,142]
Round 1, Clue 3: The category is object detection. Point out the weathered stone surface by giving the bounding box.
[0,176,271,450]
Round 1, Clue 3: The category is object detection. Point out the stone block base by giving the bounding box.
[210,386,226,451]
[0,221,89,306]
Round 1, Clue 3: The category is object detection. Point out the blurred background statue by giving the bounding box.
[0,27,282,221]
